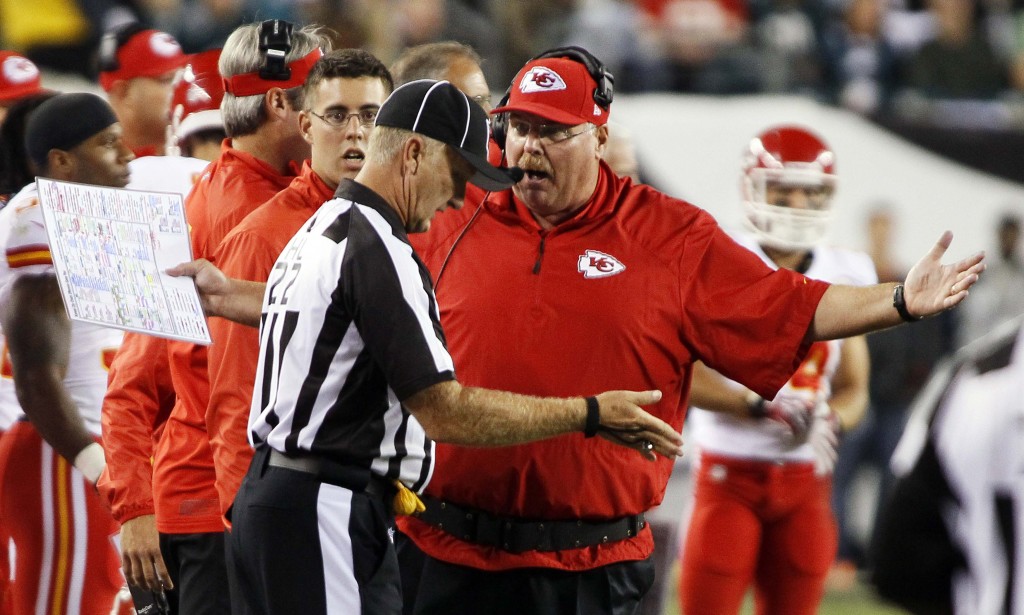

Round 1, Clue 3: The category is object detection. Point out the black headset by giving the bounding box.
[257,19,295,81]
[490,46,614,149]
[97,22,149,73]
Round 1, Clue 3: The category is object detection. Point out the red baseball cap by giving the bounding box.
[99,29,187,91]
[491,57,609,126]
[0,51,44,103]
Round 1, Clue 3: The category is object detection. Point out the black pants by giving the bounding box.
[158,531,231,614]
[228,446,402,615]
[395,531,655,615]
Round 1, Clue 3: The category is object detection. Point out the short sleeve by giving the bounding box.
[4,198,53,277]
[681,225,830,399]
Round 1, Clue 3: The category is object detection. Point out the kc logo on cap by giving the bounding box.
[149,32,184,58]
[520,67,566,93]
[491,56,610,127]
[0,51,45,103]
[2,55,39,85]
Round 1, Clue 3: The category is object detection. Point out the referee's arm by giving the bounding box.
[404,381,682,461]
[167,258,265,327]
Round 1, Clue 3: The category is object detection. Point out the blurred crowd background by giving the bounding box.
[6,0,1024,122]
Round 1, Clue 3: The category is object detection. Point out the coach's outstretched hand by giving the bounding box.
[593,390,683,461]
[903,231,985,319]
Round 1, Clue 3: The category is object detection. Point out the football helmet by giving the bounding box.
[741,125,836,250]
[167,49,224,155]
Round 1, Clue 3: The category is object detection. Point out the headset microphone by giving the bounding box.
[506,167,525,183]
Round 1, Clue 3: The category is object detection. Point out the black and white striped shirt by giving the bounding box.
[249,180,453,492]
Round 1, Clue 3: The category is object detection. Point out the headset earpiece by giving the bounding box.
[258,20,295,81]
[489,90,512,150]
[490,46,614,152]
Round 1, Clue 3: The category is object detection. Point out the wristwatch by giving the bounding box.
[892,283,921,322]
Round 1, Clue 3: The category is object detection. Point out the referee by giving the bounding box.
[173,80,683,615]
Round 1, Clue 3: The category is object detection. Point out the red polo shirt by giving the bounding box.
[401,161,829,571]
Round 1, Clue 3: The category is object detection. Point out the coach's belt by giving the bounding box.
[416,495,646,553]
[266,448,393,499]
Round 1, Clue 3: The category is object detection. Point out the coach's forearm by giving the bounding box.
[808,283,902,341]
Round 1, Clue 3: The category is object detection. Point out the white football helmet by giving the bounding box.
[742,125,836,250]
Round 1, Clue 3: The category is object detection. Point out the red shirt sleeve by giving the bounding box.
[679,222,830,399]
[97,333,175,524]
[206,231,278,515]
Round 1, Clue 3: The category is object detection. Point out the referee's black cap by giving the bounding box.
[374,79,516,191]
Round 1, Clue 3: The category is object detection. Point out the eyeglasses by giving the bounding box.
[308,108,378,128]
[507,118,595,145]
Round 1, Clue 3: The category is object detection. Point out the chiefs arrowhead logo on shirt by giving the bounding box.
[578,250,625,279]
[520,67,567,93]
[2,55,39,84]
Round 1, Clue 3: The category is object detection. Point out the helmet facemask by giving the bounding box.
[741,126,836,251]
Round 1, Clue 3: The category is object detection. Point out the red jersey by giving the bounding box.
[161,141,296,529]
[206,162,335,514]
[400,162,829,571]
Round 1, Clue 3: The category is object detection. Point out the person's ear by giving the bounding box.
[47,149,74,178]
[402,135,426,176]
[298,109,314,145]
[594,124,609,159]
[264,88,290,122]
[108,79,130,103]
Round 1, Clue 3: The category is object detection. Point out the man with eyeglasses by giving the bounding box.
[395,50,985,614]
[203,49,394,522]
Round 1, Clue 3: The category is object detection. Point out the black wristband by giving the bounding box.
[584,396,600,437]
[892,283,921,322]
[746,392,767,418]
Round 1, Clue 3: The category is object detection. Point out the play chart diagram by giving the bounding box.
[37,177,211,344]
